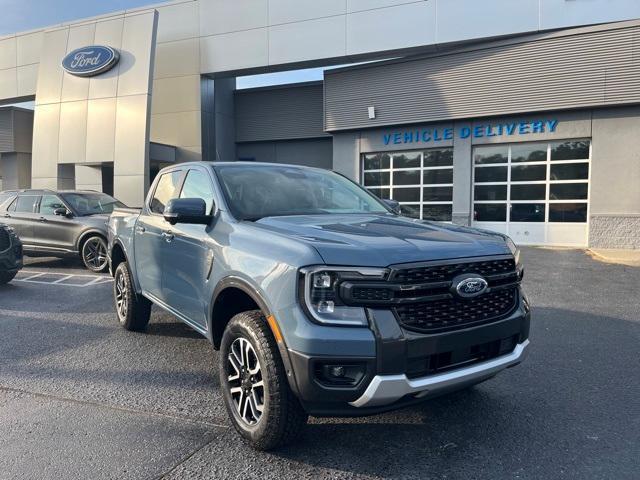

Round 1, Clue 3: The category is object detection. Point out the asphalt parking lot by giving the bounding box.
[1,248,639,479]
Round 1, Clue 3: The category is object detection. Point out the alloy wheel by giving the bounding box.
[227,337,264,425]
[115,270,128,320]
[83,238,107,271]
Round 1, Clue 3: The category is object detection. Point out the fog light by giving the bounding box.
[316,363,366,387]
[329,366,345,378]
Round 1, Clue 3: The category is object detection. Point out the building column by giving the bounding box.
[452,121,473,226]
[75,165,103,192]
[0,152,32,189]
[332,132,361,181]
[201,76,236,162]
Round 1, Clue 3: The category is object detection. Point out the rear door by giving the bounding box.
[135,169,185,301]
[34,194,76,251]
[4,194,40,245]
[162,167,218,329]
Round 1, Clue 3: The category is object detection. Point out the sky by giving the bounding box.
[0,0,326,92]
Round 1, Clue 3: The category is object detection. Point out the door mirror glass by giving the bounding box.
[382,198,402,215]
[163,198,212,225]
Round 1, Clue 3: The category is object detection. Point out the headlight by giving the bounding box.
[505,236,520,265]
[299,266,388,326]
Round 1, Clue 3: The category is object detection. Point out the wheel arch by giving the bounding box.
[76,229,108,253]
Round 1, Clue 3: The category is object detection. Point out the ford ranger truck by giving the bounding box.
[108,162,530,450]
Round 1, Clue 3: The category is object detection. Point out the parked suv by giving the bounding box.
[108,162,530,450]
[0,222,23,284]
[1,189,125,272]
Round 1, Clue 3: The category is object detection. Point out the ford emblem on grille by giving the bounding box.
[452,275,488,298]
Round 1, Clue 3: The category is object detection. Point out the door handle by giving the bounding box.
[3,213,10,218]
[39,217,47,222]
[162,231,174,243]
[136,226,146,234]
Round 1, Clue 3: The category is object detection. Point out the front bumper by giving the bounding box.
[350,340,529,408]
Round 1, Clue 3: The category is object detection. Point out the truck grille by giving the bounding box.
[0,228,10,252]
[394,287,518,334]
[391,258,515,283]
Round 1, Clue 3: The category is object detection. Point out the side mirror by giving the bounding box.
[382,198,402,215]
[163,198,213,226]
[54,207,71,217]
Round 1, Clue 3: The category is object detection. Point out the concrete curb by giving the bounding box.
[587,249,640,267]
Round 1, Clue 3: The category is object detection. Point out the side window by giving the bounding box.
[14,195,39,213]
[180,170,215,214]
[150,171,183,214]
[40,195,66,215]
[0,193,17,211]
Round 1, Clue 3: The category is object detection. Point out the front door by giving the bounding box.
[34,194,76,251]
[162,168,218,330]
[135,169,185,301]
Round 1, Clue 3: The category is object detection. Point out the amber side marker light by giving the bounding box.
[267,315,283,343]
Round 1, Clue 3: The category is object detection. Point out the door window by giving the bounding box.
[150,171,184,214]
[180,170,215,214]
[39,195,66,215]
[13,195,39,213]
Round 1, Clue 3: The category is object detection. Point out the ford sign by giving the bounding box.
[61,45,120,77]
[452,275,489,299]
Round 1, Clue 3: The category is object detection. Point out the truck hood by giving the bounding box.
[254,214,511,267]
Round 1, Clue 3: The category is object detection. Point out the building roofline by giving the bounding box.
[236,80,323,94]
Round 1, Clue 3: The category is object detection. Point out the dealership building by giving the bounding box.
[0,0,639,248]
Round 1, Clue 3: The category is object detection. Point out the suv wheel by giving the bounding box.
[0,271,17,285]
[114,261,151,331]
[220,310,307,450]
[81,236,109,272]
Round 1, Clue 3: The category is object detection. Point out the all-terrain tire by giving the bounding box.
[220,310,308,450]
[113,261,151,331]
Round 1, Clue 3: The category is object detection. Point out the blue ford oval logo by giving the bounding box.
[452,275,488,298]
[62,45,120,77]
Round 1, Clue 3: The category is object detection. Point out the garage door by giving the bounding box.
[472,140,591,247]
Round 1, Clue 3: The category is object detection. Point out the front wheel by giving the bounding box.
[220,311,307,450]
[81,235,109,272]
[0,271,17,285]
[114,261,151,331]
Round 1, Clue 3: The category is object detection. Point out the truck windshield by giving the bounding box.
[61,193,126,216]
[214,164,390,221]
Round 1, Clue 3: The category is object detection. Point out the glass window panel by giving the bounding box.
[550,163,589,180]
[549,183,588,200]
[510,184,546,200]
[474,185,507,201]
[392,187,420,202]
[14,195,39,213]
[473,145,508,165]
[510,203,545,222]
[423,204,452,221]
[474,166,508,183]
[367,188,390,199]
[549,203,588,223]
[423,168,453,185]
[423,186,453,202]
[39,195,66,215]
[393,153,421,169]
[363,153,390,170]
[511,164,546,182]
[180,170,216,213]
[150,171,184,214]
[394,170,421,186]
[400,204,421,219]
[363,171,390,187]
[474,203,506,221]
[550,140,590,161]
[424,149,453,167]
[511,143,547,163]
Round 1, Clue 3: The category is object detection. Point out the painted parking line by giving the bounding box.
[14,270,113,287]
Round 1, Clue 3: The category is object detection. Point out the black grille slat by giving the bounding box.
[391,258,515,284]
[394,288,518,334]
[0,229,10,252]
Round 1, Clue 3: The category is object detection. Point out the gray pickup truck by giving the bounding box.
[108,162,530,450]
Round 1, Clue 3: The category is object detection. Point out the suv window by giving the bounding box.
[0,192,17,209]
[150,171,183,214]
[180,170,215,214]
[13,195,39,213]
[40,195,66,215]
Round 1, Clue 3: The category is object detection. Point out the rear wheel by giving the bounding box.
[81,235,108,272]
[220,310,307,450]
[0,271,17,285]
[114,261,151,331]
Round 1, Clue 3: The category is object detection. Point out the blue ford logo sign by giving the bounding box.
[61,45,120,77]
[452,275,488,298]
